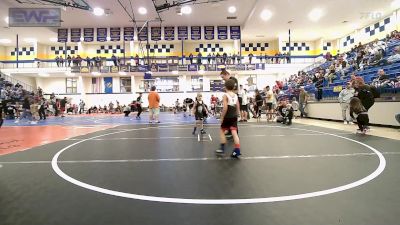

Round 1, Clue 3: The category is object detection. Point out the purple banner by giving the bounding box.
[218,26,228,40]
[84,28,94,42]
[124,27,134,41]
[110,27,120,41]
[97,28,107,42]
[204,26,214,40]
[164,26,175,41]
[178,26,188,40]
[151,27,161,41]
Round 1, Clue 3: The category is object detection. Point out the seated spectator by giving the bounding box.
[372,69,390,87]
[387,46,400,63]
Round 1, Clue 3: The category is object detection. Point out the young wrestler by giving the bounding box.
[216,79,241,158]
[192,93,208,135]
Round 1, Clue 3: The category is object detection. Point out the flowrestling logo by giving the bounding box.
[9,8,61,27]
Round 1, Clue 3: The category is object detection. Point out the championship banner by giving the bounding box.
[57,28,68,42]
[150,64,158,72]
[151,27,162,41]
[80,66,89,73]
[110,27,121,41]
[333,86,343,92]
[204,26,214,40]
[164,26,175,41]
[111,66,119,73]
[138,65,148,72]
[124,27,135,41]
[104,77,113,94]
[70,28,81,42]
[218,26,228,40]
[178,26,188,40]
[83,28,94,42]
[138,26,148,41]
[191,26,201,40]
[255,63,265,70]
[97,28,107,42]
[188,64,198,71]
[246,64,255,70]
[230,26,241,40]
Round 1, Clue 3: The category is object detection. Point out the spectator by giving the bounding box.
[148,86,160,123]
[111,54,118,66]
[387,46,400,63]
[67,55,72,67]
[338,83,355,124]
[86,56,91,67]
[197,52,202,64]
[248,53,254,64]
[298,87,309,118]
[60,97,67,117]
[55,56,60,67]
[189,53,193,64]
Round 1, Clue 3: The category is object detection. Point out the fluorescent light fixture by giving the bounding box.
[172,70,179,75]
[119,71,127,75]
[91,72,100,76]
[181,6,192,15]
[0,39,11,44]
[308,8,323,22]
[4,17,8,24]
[24,38,37,43]
[93,7,105,16]
[392,0,400,9]
[138,7,147,15]
[260,9,273,21]
[228,6,236,14]
[49,37,58,42]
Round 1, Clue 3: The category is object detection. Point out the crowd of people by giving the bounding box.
[55,54,122,68]
[187,51,292,65]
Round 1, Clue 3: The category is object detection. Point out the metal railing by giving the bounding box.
[0,70,34,92]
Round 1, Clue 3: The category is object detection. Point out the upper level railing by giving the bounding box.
[0,55,323,69]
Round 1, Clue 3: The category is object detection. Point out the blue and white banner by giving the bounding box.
[164,26,175,41]
[104,77,113,94]
[218,26,228,40]
[158,64,169,72]
[138,27,148,41]
[230,26,241,39]
[70,28,81,42]
[151,27,162,41]
[188,64,198,71]
[124,27,135,41]
[191,26,201,40]
[178,26,188,40]
[83,28,94,42]
[57,28,68,42]
[110,27,120,41]
[204,26,214,40]
[255,63,265,70]
[97,28,108,42]
[138,65,148,72]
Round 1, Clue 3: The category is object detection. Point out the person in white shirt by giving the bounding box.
[240,89,249,122]
[265,86,274,121]
[338,83,355,124]
[388,46,400,63]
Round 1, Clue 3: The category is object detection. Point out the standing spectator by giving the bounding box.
[240,88,249,122]
[189,53,194,64]
[197,52,202,64]
[264,86,274,122]
[111,54,118,66]
[207,53,211,64]
[136,93,143,119]
[148,86,160,123]
[222,52,228,64]
[59,56,64,67]
[60,97,67,117]
[67,55,72,67]
[39,97,47,120]
[55,56,60,67]
[232,53,237,64]
[135,54,140,66]
[248,53,254,64]
[79,100,85,114]
[298,87,309,118]
[30,97,39,124]
[338,83,355,124]
[314,73,324,101]
[86,56,91,67]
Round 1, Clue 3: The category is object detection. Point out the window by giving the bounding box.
[120,77,132,93]
[139,76,179,92]
[191,76,203,91]
[66,78,77,94]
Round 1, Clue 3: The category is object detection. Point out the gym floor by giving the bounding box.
[0,113,399,225]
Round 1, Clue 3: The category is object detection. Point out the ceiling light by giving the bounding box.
[172,70,179,75]
[0,39,11,44]
[24,38,37,43]
[119,71,127,75]
[138,7,147,15]
[92,72,100,76]
[4,17,9,24]
[49,37,58,42]
[308,8,323,22]
[392,0,400,9]
[181,6,192,15]
[228,6,236,14]
[93,7,105,16]
[260,9,273,21]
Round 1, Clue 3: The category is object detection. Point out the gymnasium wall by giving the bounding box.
[307,101,400,126]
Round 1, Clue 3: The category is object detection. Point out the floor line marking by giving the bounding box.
[50,124,387,205]
[3,152,398,165]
